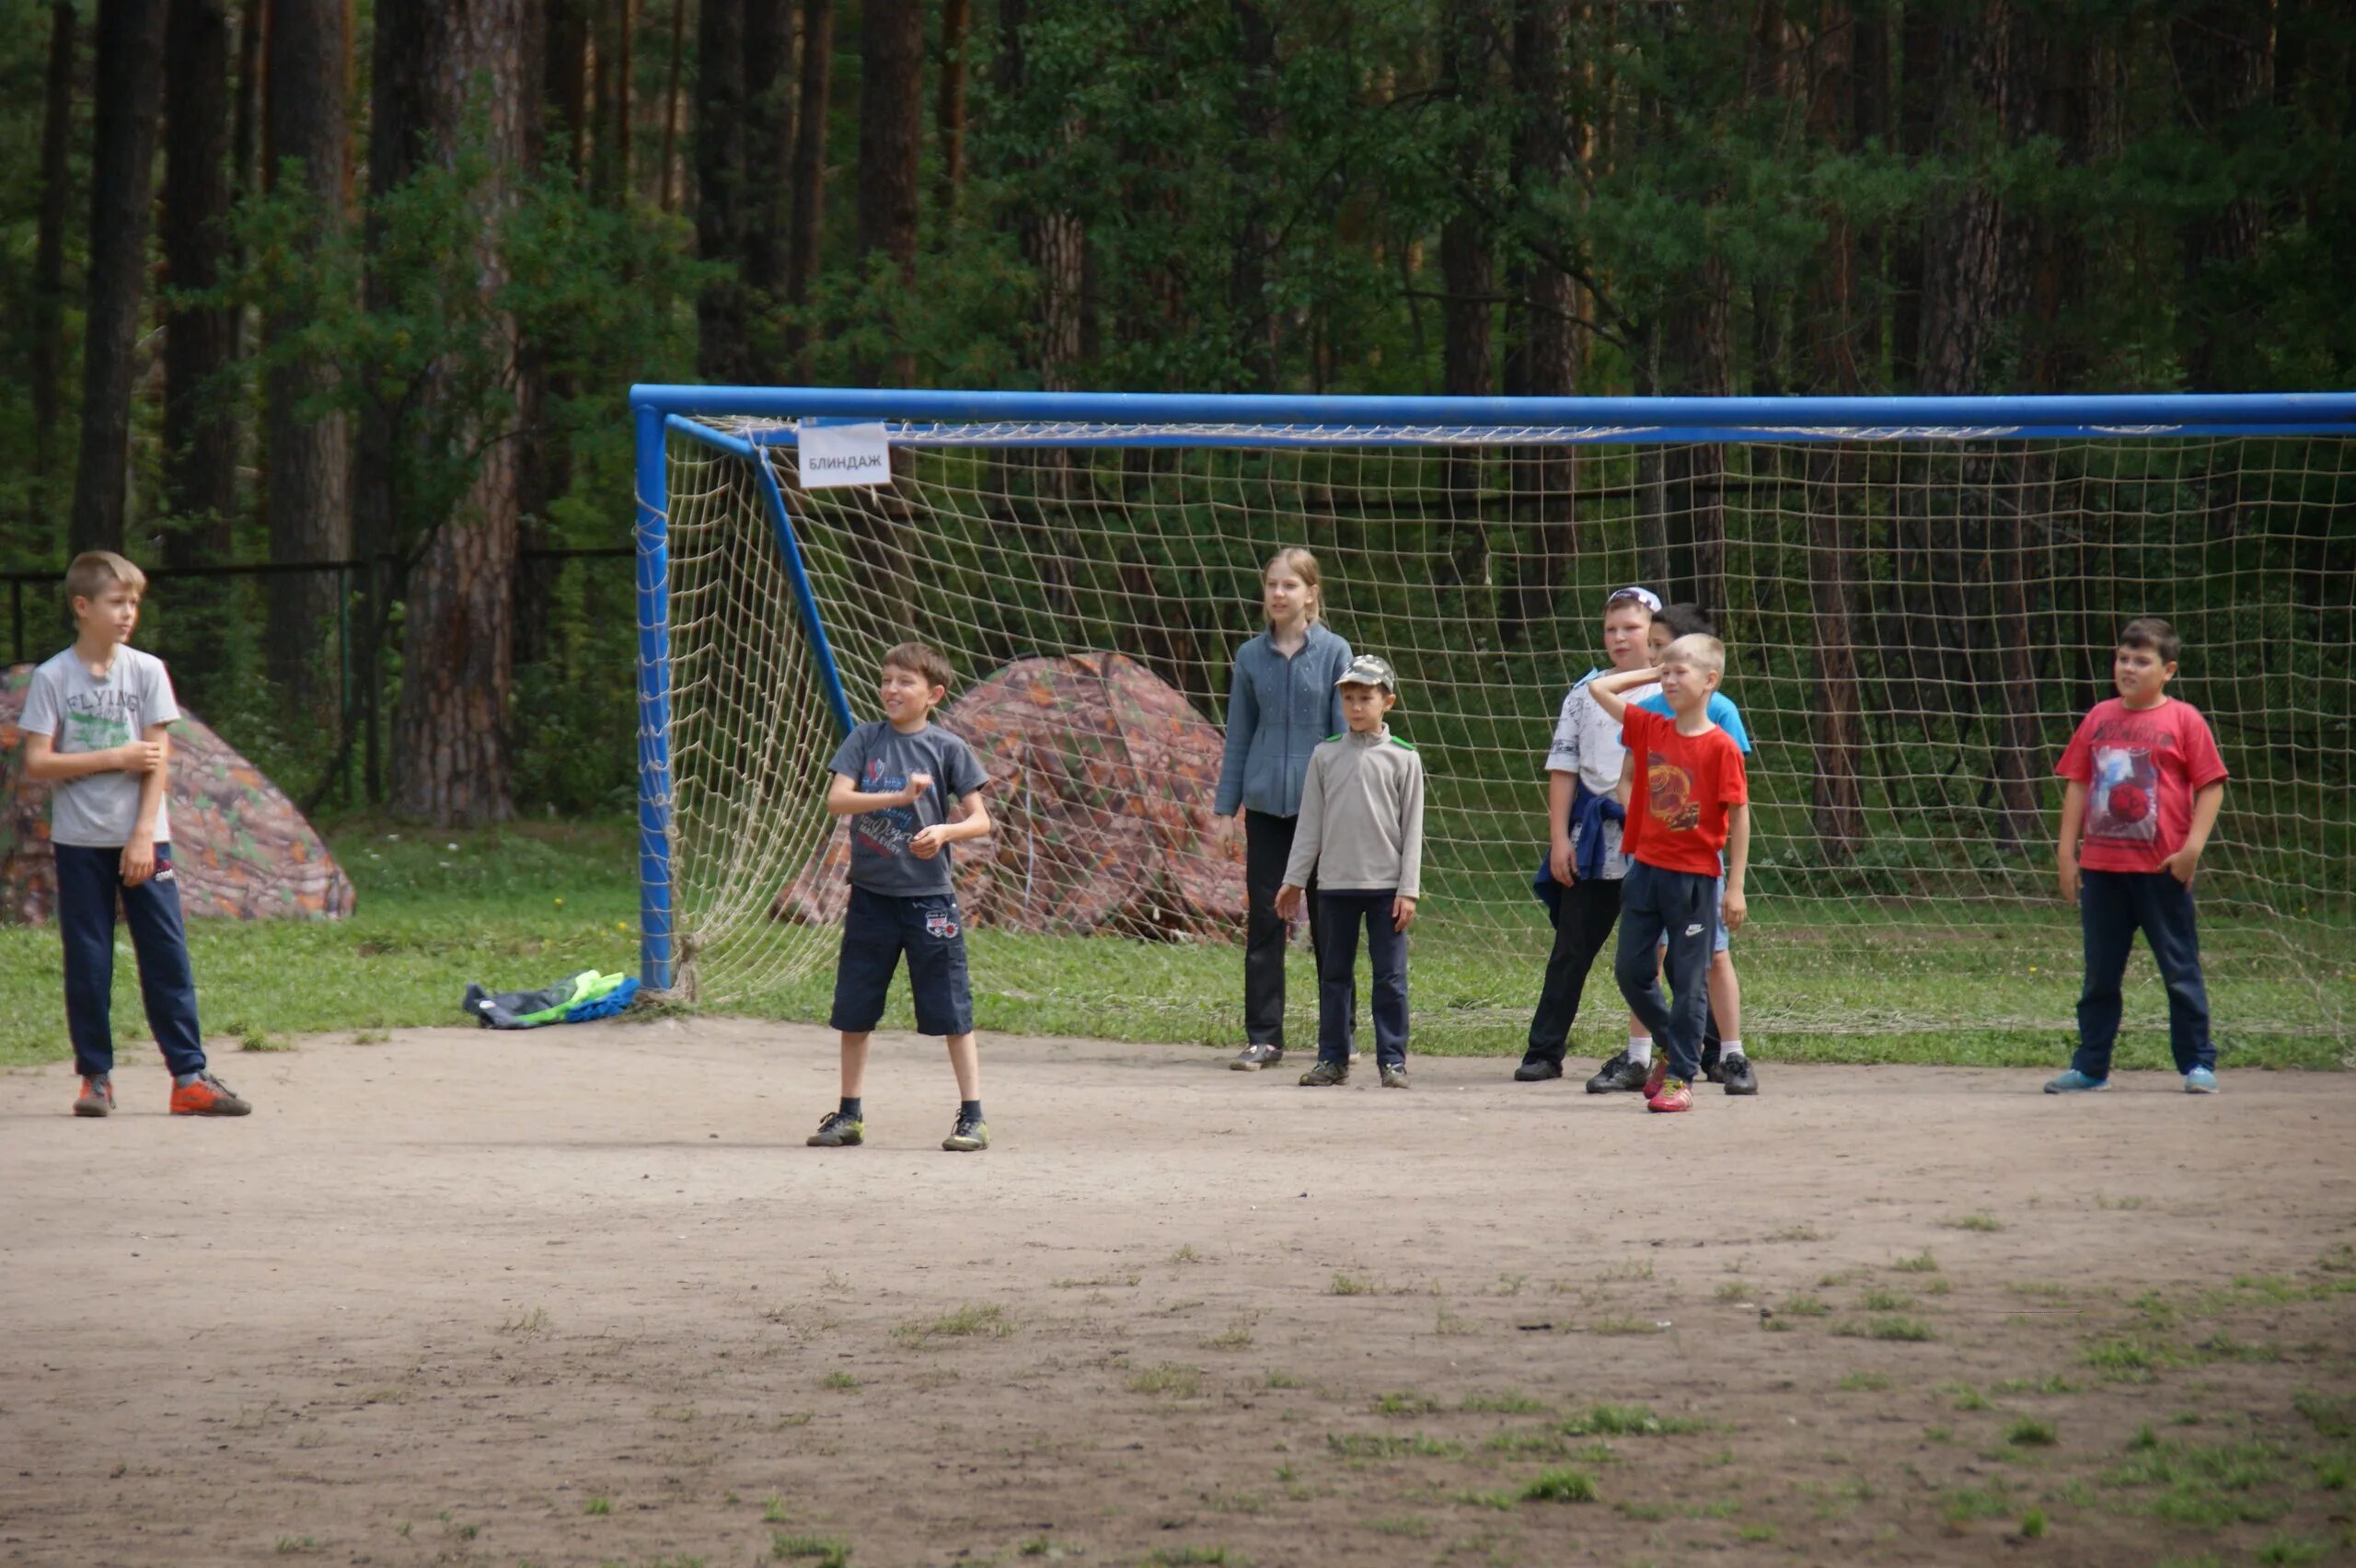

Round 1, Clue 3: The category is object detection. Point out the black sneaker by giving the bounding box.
[1585,1052,1648,1094]
[1719,1054,1758,1096]
[1230,1043,1285,1071]
[806,1111,865,1147]
[1299,1059,1349,1087]
[1514,1057,1564,1082]
[1380,1063,1410,1089]
[1701,1041,1725,1082]
[941,1113,989,1152]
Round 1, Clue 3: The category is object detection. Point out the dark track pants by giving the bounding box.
[1613,861,1715,1085]
[1524,875,1623,1064]
[55,842,207,1081]
[2074,869,2213,1078]
[1243,810,1319,1047]
[1314,890,1409,1068]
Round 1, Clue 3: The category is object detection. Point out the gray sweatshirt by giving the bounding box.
[1281,724,1426,899]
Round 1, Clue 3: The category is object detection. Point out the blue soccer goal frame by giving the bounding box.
[628,386,2356,993]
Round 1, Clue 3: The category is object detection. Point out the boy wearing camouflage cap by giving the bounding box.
[1275,655,1426,1088]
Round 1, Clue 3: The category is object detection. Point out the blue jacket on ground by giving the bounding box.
[1213,621,1355,818]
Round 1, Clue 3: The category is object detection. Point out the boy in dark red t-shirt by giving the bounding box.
[1589,635,1750,1113]
[2049,617,2229,1095]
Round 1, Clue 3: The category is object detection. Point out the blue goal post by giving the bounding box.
[629,387,2356,1006]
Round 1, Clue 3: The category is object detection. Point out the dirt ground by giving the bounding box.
[3,1020,2352,1568]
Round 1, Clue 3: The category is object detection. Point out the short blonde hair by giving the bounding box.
[1263,546,1324,623]
[64,550,146,606]
[1662,632,1725,678]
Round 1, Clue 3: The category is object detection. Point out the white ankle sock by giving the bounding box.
[1627,1036,1653,1066]
[1720,1038,1745,1060]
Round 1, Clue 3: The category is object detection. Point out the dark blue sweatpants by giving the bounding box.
[1613,860,1715,1086]
[1314,890,1409,1067]
[55,842,207,1080]
[2074,869,2213,1078]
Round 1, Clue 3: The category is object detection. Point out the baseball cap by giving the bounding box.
[1336,654,1397,692]
[1605,584,1662,614]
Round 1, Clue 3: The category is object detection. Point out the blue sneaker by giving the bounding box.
[2183,1067,2218,1095]
[2043,1068,2109,1094]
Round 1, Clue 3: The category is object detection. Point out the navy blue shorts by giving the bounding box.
[829,884,975,1037]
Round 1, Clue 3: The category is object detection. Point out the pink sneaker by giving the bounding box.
[1646,1078,1694,1113]
[1642,1054,1669,1101]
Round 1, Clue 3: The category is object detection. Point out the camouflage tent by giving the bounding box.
[1,663,357,924]
[776,651,1245,940]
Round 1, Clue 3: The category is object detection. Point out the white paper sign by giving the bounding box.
[797,421,893,489]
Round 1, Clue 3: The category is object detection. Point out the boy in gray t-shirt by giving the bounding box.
[17,552,249,1117]
[805,641,995,1154]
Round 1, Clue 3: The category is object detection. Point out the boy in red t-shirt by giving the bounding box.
[2049,617,2229,1095]
[1589,635,1750,1113]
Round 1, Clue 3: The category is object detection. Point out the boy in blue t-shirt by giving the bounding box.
[807,641,995,1152]
[1632,604,1757,1094]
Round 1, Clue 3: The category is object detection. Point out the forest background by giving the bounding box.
[0,0,2350,828]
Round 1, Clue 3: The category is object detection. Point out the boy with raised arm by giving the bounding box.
[807,642,996,1151]
[1588,635,1750,1114]
[2047,617,2228,1095]
[19,551,248,1117]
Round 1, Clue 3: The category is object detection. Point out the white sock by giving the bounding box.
[1626,1036,1653,1066]
[1720,1037,1745,1060]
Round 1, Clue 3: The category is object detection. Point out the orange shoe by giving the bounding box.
[74,1075,114,1117]
[1642,1053,1668,1100]
[169,1072,252,1116]
[1646,1078,1694,1113]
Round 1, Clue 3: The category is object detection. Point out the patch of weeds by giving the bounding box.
[1126,1363,1205,1398]
[1761,1315,1793,1332]
[1263,1370,1303,1389]
[1207,1492,1266,1516]
[1369,1516,1433,1538]
[2019,1508,2048,1539]
[500,1306,551,1335]
[1049,1273,1139,1289]
[1018,1539,1060,1560]
[1325,1432,1463,1460]
[1329,1273,1376,1297]
[237,1025,294,1053]
[1168,1244,1203,1264]
[584,1495,613,1516]
[1859,1287,1915,1311]
[1925,1425,1954,1443]
[1992,1374,2078,1396]
[272,1539,322,1556]
[1373,1390,1440,1417]
[1924,1277,1954,1296]
[2131,1288,2180,1326]
[2255,1537,2326,1566]
[2294,1389,2355,1441]
[1596,1258,1655,1281]
[1838,1372,1892,1392]
[1779,1295,1830,1318]
[762,1496,792,1523]
[1765,1224,1826,1242]
[1433,1307,1478,1336]
[350,1028,389,1044]
[1713,1280,1751,1303]
[2006,1418,2059,1447]
[820,1371,860,1391]
[1589,1314,1662,1336]
[1461,1392,1547,1414]
[1562,1404,1709,1437]
[1833,1317,1934,1343]
[1939,1482,2012,1529]
[2104,1436,2288,1528]
[1141,1549,1244,1567]
[2311,1451,2351,1490]
[893,1303,1015,1346]
[1201,1321,1254,1351]
[1520,1469,1596,1503]
[2317,1243,2355,1274]
[1738,1525,1776,1542]
[1946,1212,2004,1232]
[1480,1427,1568,1458]
[1451,1489,1517,1511]
[1494,1272,1529,1296]
[1616,1500,1669,1521]
[772,1535,851,1567]
[2094,1193,2146,1211]
[1891,1251,1940,1274]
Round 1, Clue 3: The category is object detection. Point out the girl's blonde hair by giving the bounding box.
[1263,546,1323,623]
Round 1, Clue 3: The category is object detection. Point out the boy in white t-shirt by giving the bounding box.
[18,552,248,1117]
[1518,586,1661,1087]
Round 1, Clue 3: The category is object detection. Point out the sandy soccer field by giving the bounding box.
[3,1020,2352,1568]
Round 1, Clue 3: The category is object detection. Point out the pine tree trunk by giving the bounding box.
[741,0,794,303]
[228,0,264,360]
[388,0,528,825]
[31,2,78,523]
[1227,0,1278,391]
[933,0,970,236]
[694,0,753,381]
[657,0,687,213]
[549,0,592,180]
[591,0,635,202]
[1500,0,1578,646]
[783,0,833,375]
[2176,0,2272,390]
[71,0,170,559]
[1438,3,1494,598]
[854,0,923,387]
[264,0,352,715]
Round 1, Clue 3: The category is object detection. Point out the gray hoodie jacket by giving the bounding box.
[1212,621,1355,817]
[1280,724,1426,899]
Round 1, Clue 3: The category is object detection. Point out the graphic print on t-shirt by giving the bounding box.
[854,756,920,859]
[1646,752,1703,833]
[2086,744,2159,844]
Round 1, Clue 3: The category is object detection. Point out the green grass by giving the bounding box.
[1,819,2342,1065]
[1519,1469,1596,1504]
[1838,1371,1892,1392]
[1833,1317,1935,1342]
[771,1535,850,1567]
[1890,1251,1941,1274]
[1324,1432,1463,1460]
[2006,1417,2060,1447]
[891,1304,1016,1345]
[1126,1363,1206,1398]
[1561,1404,1710,1437]
[583,1495,612,1516]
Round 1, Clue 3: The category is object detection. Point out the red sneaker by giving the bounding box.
[1646,1078,1694,1113]
[169,1072,252,1116]
[1642,1053,1668,1100]
[74,1076,114,1117]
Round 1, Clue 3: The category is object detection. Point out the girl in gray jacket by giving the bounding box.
[1211,548,1354,1070]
